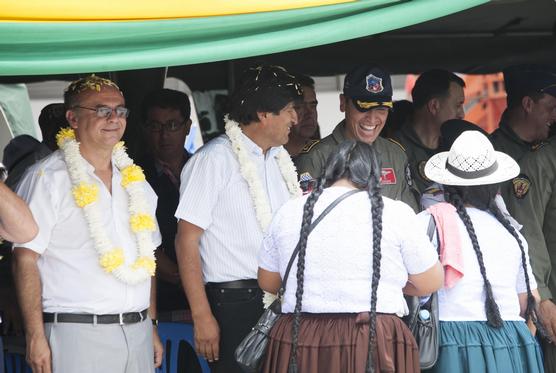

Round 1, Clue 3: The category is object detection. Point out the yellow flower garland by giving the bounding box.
[57,127,157,284]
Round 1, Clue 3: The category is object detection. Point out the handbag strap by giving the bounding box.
[279,188,364,296]
[427,214,440,254]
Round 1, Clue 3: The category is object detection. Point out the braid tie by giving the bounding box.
[288,175,325,372]
[365,150,384,373]
[449,194,503,328]
[488,199,550,339]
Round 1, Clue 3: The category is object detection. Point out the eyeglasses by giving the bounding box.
[144,120,187,132]
[73,105,130,119]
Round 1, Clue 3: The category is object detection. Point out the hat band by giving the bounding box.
[445,159,499,179]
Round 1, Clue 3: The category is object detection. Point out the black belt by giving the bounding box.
[43,309,148,325]
[205,279,259,289]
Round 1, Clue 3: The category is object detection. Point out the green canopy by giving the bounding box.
[0,0,487,76]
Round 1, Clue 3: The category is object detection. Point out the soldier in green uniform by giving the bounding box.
[501,69,556,372]
[392,69,465,194]
[295,65,419,211]
[490,65,556,162]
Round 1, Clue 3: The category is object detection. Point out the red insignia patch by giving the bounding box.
[380,168,397,185]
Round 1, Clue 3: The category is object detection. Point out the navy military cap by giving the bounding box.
[504,64,556,105]
[343,65,393,112]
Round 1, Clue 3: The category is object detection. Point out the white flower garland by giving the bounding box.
[56,128,157,285]
[224,116,301,232]
[224,116,301,307]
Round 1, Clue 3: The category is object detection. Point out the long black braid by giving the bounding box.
[365,142,384,373]
[445,188,503,328]
[488,199,550,338]
[288,172,326,373]
[288,140,384,372]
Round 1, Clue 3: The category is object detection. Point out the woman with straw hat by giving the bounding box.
[419,130,545,372]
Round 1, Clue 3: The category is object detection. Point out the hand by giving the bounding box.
[26,333,52,373]
[152,327,163,368]
[193,313,220,363]
[539,299,556,340]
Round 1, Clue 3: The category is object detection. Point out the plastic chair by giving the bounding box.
[156,322,210,373]
[4,352,31,373]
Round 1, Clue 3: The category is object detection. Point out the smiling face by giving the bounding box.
[66,86,126,151]
[340,94,389,144]
[526,93,556,140]
[262,101,299,147]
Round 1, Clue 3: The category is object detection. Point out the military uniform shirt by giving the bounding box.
[294,121,419,212]
[490,119,546,162]
[392,124,437,194]
[501,140,556,301]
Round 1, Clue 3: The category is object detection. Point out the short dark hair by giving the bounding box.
[294,73,315,89]
[412,69,465,109]
[228,65,303,125]
[507,91,545,110]
[141,88,191,121]
[64,75,121,109]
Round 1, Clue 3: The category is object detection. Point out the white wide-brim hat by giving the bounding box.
[425,130,519,186]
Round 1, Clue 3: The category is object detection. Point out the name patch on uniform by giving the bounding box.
[380,168,397,185]
[512,174,531,199]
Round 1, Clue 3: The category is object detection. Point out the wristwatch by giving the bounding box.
[152,318,159,327]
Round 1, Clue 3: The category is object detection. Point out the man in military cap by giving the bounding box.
[490,64,556,162]
[295,64,418,211]
[501,66,556,372]
[392,69,466,194]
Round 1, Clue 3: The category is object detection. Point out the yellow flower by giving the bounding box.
[100,248,125,273]
[113,141,125,151]
[55,127,76,148]
[72,183,99,207]
[121,165,145,187]
[132,256,156,276]
[130,213,156,232]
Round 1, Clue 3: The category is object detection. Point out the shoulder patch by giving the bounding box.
[417,160,431,183]
[387,137,406,152]
[300,139,320,154]
[512,174,531,199]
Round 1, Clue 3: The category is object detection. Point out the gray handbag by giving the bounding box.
[404,215,440,369]
[234,189,363,373]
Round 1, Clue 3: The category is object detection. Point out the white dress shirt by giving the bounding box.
[259,186,439,316]
[417,207,536,321]
[175,134,291,283]
[15,150,161,314]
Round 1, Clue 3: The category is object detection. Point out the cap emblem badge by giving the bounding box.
[366,74,384,94]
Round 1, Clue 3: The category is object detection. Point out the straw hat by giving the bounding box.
[425,131,519,186]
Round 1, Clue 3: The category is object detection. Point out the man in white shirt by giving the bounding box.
[175,65,303,373]
[12,75,163,373]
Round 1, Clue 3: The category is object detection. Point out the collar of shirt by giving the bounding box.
[333,121,348,144]
[240,131,282,158]
[400,123,437,156]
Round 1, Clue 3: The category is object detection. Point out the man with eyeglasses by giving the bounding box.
[284,74,320,156]
[139,89,201,372]
[12,75,163,373]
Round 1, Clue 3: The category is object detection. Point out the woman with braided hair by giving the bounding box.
[419,130,544,373]
[258,140,443,373]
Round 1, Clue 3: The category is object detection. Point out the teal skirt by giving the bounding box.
[425,321,543,373]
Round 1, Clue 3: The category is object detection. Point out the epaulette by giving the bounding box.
[300,139,320,154]
[531,141,548,152]
[387,137,406,152]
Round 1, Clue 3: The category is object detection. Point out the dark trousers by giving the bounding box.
[205,283,264,373]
